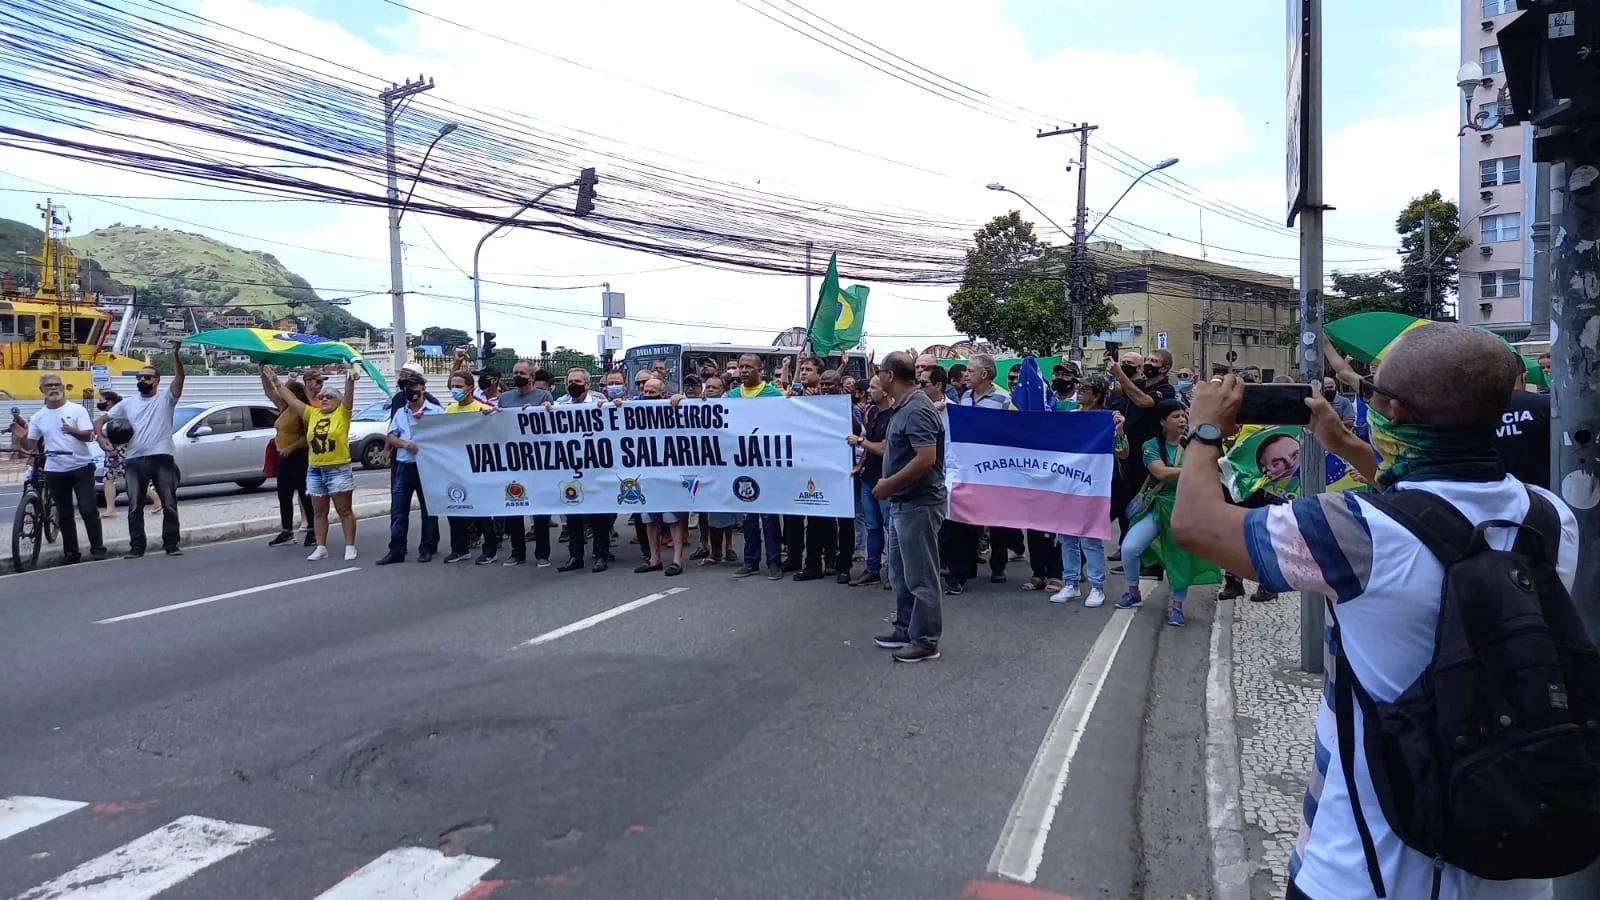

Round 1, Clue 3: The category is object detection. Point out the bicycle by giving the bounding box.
[10,449,61,573]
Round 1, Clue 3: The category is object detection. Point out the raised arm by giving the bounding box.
[169,340,186,399]
[260,365,307,417]
[342,369,358,413]
[261,367,286,411]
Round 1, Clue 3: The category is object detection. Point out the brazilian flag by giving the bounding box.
[807,252,869,356]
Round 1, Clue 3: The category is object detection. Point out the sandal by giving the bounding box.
[1020,577,1047,591]
[1045,578,1065,593]
[689,547,710,561]
[696,556,719,567]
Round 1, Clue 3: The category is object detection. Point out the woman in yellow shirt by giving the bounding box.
[441,370,495,564]
[263,365,359,561]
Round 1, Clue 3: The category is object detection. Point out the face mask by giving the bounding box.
[1120,363,1139,379]
[1051,378,1073,395]
[1143,364,1160,380]
[95,402,108,412]
[566,381,586,398]
[1323,388,1338,402]
[137,381,156,396]
[450,387,467,402]
[512,374,530,389]
[1365,404,1411,489]
[405,388,422,402]
[606,384,624,398]
[477,375,494,391]
[1177,379,1193,390]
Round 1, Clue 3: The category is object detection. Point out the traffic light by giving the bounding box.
[575,167,598,218]
[480,331,497,362]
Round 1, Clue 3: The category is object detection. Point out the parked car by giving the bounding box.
[94,402,279,493]
[350,401,393,470]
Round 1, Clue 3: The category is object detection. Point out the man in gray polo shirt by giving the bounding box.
[871,351,947,662]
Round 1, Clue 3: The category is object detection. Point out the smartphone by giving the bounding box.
[1104,340,1122,359]
[1237,383,1312,426]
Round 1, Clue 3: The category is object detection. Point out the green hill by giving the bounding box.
[60,224,375,340]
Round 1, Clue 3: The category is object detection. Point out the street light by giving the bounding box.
[471,169,600,367]
[986,183,1073,239]
[1087,157,1179,239]
[396,122,458,223]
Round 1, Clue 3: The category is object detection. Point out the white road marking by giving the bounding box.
[987,606,1139,883]
[12,814,271,899]
[95,568,360,623]
[0,797,86,842]
[312,847,499,900]
[1206,595,1251,900]
[519,587,689,647]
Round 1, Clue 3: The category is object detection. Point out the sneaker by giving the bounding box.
[123,550,145,560]
[766,565,783,580]
[1249,589,1279,603]
[944,578,964,595]
[1084,587,1106,608]
[417,551,435,563]
[1166,606,1186,627]
[557,557,585,572]
[873,634,910,649]
[343,546,357,561]
[892,644,940,663]
[536,557,551,568]
[475,552,499,566]
[1049,583,1080,604]
[1115,591,1142,609]
[268,530,294,547]
[1218,578,1246,601]
[793,570,824,582]
[733,564,760,578]
[303,531,316,547]
[443,552,470,564]
[989,573,1007,584]
[503,556,526,567]
[723,550,738,564]
[90,548,108,561]
[165,548,184,557]
[307,546,329,561]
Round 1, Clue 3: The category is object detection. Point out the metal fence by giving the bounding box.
[404,352,607,378]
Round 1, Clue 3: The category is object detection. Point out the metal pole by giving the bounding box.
[1297,0,1327,674]
[1531,161,1553,344]
[804,240,813,330]
[1549,142,1600,900]
[380,77,434,376]
[471,180,580,368]
[1423,202,1432,319]
[1069,129,1090,362]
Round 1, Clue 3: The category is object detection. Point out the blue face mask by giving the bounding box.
[1177,379,1193,390]
[450,387,467,402]
[606,384,624,398]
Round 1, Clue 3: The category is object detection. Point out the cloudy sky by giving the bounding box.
[0,0,1463,358]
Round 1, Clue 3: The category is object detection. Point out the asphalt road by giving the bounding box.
[0,517,1186,900]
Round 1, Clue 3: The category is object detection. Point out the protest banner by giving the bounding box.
[944,406,1116,540]
[411,396,855,516]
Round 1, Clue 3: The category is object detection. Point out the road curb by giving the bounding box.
[5,500,391,572]
[1206,593,1251,900]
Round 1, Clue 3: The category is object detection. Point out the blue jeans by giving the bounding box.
[742,513,781,568]
[1060,534,1106,588]
[1121,515,1186,605]
[387,461,439,557]
[857,480,890,573]
[889,501,945,649]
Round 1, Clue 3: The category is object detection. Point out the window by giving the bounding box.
[1480,269,1520,299]
[1481,212,1521,242]
[195,407,248,436]
[1107,269,1148,294]
[1480,156,1521,187]
[249,407,279,430]
[1480,46,1502,75]
[1483,0,1513,16]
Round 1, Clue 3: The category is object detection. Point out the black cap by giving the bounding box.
[473,367,501,379]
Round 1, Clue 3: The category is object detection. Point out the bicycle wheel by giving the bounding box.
[11,492,43,573]
[42,495,59,544]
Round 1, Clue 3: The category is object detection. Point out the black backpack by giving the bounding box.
[1332,486,1600,899]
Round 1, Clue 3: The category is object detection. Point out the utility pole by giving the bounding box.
[1288,0,1326,673]
[1038,122,1097,362]
[804,240,814,332]
[380,76,434,376]
[1423,201,1432,318]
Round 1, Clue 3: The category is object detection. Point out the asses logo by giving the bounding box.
[795,477,828,507]
[504,481,530,507]
[444,483,472,512]
[560,480,583,506]
[616,475,647,505]
[731,475,760,503]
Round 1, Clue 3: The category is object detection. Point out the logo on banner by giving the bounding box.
[445,483,471,511]
[796,478,827,506]
[732,475,761,502]
[616,476,647,505]
[560,480,583,505]
[681,475,702,497]
[504,481,529,507]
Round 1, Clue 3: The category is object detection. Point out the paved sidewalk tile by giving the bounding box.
[1230,589,1319,899]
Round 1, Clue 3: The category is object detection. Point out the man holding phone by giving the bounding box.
[1108,348,1177,570]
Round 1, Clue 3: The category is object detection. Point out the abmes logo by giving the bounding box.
[732,475,760,502]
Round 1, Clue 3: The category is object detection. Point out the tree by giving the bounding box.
[946,212,1115,357]
[420,326,472,349]
[1394,190,1470,321]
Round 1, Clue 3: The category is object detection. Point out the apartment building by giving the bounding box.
[1459,0,1533,339]
[1067,242,1298,378]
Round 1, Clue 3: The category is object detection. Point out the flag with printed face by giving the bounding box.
[944,406,1115,539]
[1218,425,1371,502]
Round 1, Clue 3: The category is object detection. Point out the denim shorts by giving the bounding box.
[307,464,355,497]
[646,511,682,524]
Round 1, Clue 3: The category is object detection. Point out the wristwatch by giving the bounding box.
[1182,423,1224,448]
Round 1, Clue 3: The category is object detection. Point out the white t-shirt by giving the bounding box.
[25,403,95,473]
[107,390,179,460]
[1244,476,1575,900]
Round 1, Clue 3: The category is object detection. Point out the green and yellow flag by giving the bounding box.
[807,252,869,356]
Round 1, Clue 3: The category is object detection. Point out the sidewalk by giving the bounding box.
[1,483,391,570]
[1207,586,1321,900]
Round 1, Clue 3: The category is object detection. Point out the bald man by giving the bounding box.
[1174,323,1578,900]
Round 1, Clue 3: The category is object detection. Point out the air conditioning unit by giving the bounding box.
[1481,245,1494,256]
[37,359,60,370]
[1482,20,1494,31]
[1480,302,1494,315]
[1481,133,1494,144]
[1481,189,1495,201]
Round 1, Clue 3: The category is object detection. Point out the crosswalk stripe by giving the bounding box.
[0,797,88,843]
[10,815,272,900]
[312,847,499,900]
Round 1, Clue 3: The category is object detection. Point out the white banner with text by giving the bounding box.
[412,396,856,517]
